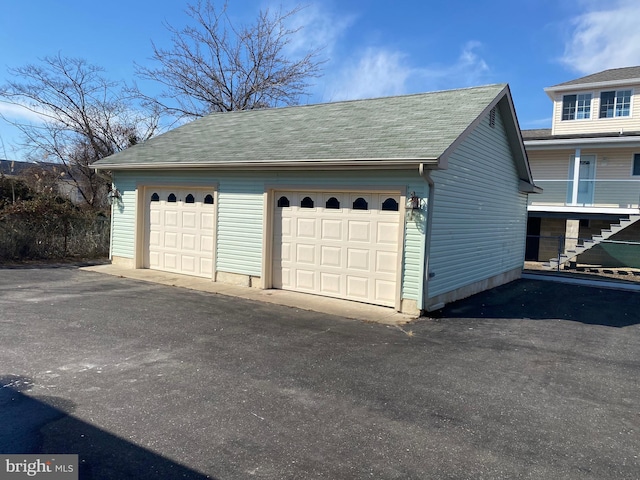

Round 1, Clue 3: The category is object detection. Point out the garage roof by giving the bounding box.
[93,83,525,173]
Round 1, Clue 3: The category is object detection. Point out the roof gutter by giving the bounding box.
[92,158,441,171]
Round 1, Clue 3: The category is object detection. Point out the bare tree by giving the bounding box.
[0,54,159,208]
[135,1,324,121]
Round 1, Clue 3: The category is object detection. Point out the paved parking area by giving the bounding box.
[0,266,639,479]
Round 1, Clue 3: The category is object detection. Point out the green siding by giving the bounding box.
[111,170,427,303]
[428,107,528,298]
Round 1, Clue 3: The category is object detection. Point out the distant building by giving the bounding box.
[522,66,640,268]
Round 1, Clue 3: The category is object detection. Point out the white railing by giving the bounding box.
[528,179,640,208]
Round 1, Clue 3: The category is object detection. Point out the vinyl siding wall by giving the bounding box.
[111,169,427,303]
[427,107,528,299]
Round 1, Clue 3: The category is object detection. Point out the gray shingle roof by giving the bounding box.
[551,66,640,87]
[94,84,509,169]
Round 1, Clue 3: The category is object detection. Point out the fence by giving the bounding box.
[0,211,110,261]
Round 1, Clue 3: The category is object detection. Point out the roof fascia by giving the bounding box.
[436,85,537,190]
[545,77,640,96]
[92,158,439,171]
[525,136,640,150]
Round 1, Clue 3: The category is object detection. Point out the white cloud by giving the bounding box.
[326,49,412,101]
[561,0,640,74]
[323,41,491,102]
[281,3,355,59]
[0,101,47,123]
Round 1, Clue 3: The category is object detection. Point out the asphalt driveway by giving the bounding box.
[0,266,639,479]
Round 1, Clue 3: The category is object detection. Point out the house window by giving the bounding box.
[353,197,368,210]
[168,193,177,202]
[301,196,314,208]
[633,154,640,176]
[185,194,195,203]
[325,197,340,209]
[562,94,592,120]
[277,196,290,207]
[151,192,160,202]
[599,90,632,118]
[382,198,399,211]
[204,194,214,204]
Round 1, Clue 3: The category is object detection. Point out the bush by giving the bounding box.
[0,195,110,261]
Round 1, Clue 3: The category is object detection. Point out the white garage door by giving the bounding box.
[146,188,216,278]
[273,191,401,307]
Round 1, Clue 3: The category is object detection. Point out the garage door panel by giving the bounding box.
[164,232,178,248]
[321,219,342,240]
[164,253,178,269]
[376,251,397,274]
[348,221,371,242]
[182,211,197,228]
[346,276,369,299]
[296,270,315,290]
[165,211,178,227]
[296,218,316,237]
[347,248,370,271]
[273,191,400,307]
[321,246,342,267]
[377,222,399,244]
[320,272,341,294]
[375,279,396,303]
[181,256,196,273]
[182,233,196,251]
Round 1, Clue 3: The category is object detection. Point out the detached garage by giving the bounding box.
[94,84,539,314]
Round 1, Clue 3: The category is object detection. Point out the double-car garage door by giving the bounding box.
[144,188,401,307]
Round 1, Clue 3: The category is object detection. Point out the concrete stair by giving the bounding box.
[543,214,640,270]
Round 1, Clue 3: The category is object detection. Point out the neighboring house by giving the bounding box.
[93,84,538,314]
[0,159,86,205]
[523,66,640,269]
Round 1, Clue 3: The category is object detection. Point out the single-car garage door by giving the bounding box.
[146,188,216,278]
[272,191,401,307]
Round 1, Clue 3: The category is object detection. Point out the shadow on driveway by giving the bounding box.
[0,375,214,480]
[431,278,640,328]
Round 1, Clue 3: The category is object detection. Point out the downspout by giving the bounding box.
[419,163,441,312]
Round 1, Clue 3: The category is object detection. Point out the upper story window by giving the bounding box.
[562,93,592,120]
[599,90,632,118]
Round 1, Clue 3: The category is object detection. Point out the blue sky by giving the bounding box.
[1,0,640,160]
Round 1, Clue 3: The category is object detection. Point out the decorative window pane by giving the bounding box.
[204,194,214,204]
[575,94,591,119]
[600,91,616,118]
[277,196,290,207]
[562,95,577,121]
[301,196,314,208]
[633,154,640,176]
[616,90,631,117]
[382,198,399,211]
[353,197,368,210]
[168,193,177,202]
[151,193,160,202]
[325,197,340,209]
[185,194,195,203]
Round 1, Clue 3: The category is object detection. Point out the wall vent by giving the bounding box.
[489,107,496,128]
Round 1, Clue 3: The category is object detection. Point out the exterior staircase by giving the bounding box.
[543,214,640,270]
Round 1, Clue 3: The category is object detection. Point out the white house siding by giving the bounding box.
[111,169,427,305]
[428,107,527,299]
